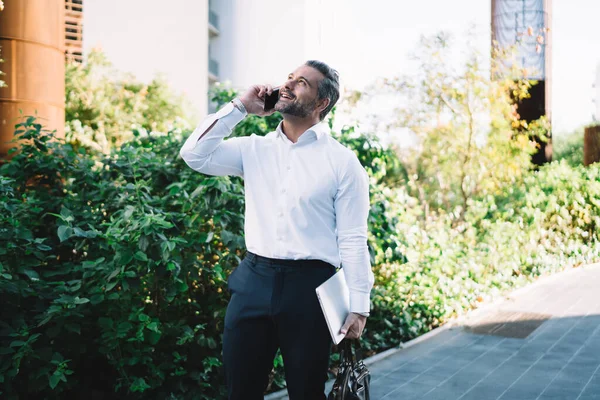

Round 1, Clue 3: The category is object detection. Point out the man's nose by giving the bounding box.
[283,80,295,91]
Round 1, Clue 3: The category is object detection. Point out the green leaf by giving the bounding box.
[23,269,40,281]
[107,293,119,300]
[221,230,235,245]
[161,241,171,262]
[59,206,74,223]
[190,185,204,199]
[138,314,150,322]
[117,322,132,334]
[177,280,188,293]
[115,250,133,266]
[129,377,151,393]
[107,267,121,281]
[138,235,150,251]
[73,297,89,305]
[145,330,161,345]
[146,322,159,333]
[29,333,42,342]
[123,205,135,220]
[73,227,88,237]
[134,251,148,262]
[57,226,73,242]
[9,340,26,348]
[90,294,104,305]
[49,373,61,389]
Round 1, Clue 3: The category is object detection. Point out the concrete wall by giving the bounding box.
[596,63,600,121]
[84,0,210,118]
[211,0,338,90]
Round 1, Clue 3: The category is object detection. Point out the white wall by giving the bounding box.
[211,0,339,91]
[84,0,209,118]
[596,63,600,121]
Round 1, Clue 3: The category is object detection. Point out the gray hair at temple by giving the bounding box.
[305,60,340,120]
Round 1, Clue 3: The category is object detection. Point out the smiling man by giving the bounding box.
[179,60,374,399]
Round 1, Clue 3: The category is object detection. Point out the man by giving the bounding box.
[179,60,374,399]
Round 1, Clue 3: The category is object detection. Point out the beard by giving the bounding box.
[276,98,317,118]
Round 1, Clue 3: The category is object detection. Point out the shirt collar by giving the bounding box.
[276,121,330,144]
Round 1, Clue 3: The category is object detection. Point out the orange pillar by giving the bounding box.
[0,0,65,157]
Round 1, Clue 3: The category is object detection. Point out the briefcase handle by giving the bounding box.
[339,339,365,368]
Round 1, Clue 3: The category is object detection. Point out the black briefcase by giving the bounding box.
[328,339,371,400]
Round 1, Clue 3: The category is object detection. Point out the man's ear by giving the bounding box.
[317,97,330,116]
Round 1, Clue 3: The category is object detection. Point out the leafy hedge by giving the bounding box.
[1,114,599,399]
[366,160,600,350]
[1,118,248,399]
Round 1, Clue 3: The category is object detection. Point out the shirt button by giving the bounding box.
[277,236,283,241]
[278,212,284,217]
[287,166,291,171]
[281,188,286,194]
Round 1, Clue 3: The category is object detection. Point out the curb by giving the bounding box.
[264,262,599,399]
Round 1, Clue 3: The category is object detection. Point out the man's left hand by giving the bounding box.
[340,313,367,339]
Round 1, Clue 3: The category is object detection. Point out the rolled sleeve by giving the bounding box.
[334,155,374,313]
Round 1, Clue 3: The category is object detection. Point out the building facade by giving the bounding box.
[595,63,600,122]
[491,0,553,165]
[83,0,211,117]
[209,0,337,92]
[65,0,83,62]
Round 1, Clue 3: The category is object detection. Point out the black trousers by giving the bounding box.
[223,252,336,400]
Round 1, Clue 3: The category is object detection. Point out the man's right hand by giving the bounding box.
[238,85,278,117]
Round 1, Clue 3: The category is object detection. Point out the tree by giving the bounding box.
[365,32,546,221]
[65,48,194,153]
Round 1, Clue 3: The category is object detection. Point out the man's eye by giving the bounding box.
[299,80,305,85]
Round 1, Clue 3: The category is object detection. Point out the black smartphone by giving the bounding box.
[264,88,280,111]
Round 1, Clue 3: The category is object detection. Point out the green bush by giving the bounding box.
[365,160,600,351]
[553,128,584,167]
[0,117,252,399]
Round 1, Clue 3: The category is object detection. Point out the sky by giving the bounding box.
[84,0,600,134]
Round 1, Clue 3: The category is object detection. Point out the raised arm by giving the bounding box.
[179,85,277,177]
[179,101,247,177]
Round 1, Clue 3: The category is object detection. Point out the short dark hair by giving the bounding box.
[305,60,339,120]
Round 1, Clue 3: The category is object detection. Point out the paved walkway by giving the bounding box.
[367,263,600,400]
[265,263,600,399]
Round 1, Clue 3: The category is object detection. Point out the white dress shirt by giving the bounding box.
[179,101,374,313]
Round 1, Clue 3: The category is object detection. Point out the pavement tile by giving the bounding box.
[537,386,585,400]
[378,381,436,400]
[457,382,515,400]
[370,375,415,398]
[362,266,600,400]
[497,386,545,400]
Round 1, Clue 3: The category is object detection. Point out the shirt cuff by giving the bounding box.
[349,291,371,314]
[215,101,246,131]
